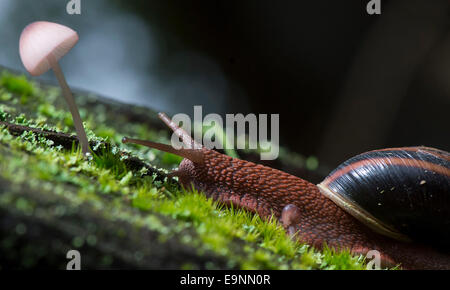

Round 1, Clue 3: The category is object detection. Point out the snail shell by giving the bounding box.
[317,147,450,248]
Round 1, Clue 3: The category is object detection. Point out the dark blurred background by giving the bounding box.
[0,0,448,168]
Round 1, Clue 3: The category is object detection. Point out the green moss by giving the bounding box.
[161,152,183,166]
[0,68,369,270]
[0,72,34,98]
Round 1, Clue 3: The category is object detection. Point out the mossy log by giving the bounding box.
[0,66,362,270]
[0,176,229,269]
[0,67,232,269]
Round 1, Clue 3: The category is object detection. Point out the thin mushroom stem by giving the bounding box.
[48,54,90,155]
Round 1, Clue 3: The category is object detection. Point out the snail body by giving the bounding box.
[123,113,450,269]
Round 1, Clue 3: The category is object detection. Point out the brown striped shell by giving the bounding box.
[318,147,450,248]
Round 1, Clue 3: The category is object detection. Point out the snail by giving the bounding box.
[122,112,450,270]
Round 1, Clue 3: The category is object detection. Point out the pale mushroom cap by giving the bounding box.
[19,21,79,76]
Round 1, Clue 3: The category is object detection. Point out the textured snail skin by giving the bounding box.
[172,148,450,270]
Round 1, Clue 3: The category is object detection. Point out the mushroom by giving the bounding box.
[19,21,90,155]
